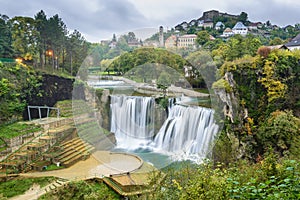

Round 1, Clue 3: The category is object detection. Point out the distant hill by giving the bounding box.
[171,9,300,42]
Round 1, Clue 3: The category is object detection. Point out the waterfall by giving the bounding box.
[110,95,219,162]
[110,95,155,149]
[153,104,219,160]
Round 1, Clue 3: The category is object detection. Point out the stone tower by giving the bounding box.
[159,26,164,47]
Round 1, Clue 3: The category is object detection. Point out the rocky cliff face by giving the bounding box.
[213,72,250,159]
[214,72,248,123]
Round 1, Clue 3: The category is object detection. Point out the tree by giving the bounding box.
[35,10,48,67]
[10,16,39,61]
[238,12,248,24]
[196,30,210,46]
[127,32,136,41]
[66,30,88,75]
[269,37,284,45]
[157,71,171,96]
[257,110,300,155]
[0,14,13,58]
[47,14,68,69]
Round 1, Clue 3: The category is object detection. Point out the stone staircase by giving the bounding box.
[44,178,69,193]
[0,117,76,173]
[0,98,114,173]
[53,137,95,168]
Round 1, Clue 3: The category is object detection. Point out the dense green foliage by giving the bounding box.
[134,156,300,200]
[39,180,120,200]
[108,48,189,75]
[257,110,300,157]
[0,62,42,123]
[213,49,300,159]
[1,10,300,200]
[0,11,89,75]
[0,177,56,198]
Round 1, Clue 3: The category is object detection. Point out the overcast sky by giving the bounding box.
[1,0,299,42]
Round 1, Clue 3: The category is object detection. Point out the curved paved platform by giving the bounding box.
[91,151,143,175]
[20,151,143,180]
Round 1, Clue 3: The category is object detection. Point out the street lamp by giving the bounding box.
[15,58,22,63]
[55,56,58,69]
[46,50,55,69]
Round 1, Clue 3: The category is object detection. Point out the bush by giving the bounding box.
[39,179,120,200]
[256,110,300,156]
[0,177,55,198]
[136,155,300,200]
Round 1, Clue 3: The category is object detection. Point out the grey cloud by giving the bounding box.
[0,0,299,42]
[224,0,299,26]
[0,0,149,41]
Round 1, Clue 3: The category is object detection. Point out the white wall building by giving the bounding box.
[177,34,197,48]
[232,22,248,36]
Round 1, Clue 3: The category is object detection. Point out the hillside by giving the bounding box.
[172,10,299,41]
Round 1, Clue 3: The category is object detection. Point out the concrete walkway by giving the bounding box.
[20,151,143,180]
[113,76,209,97]
[13,151,144,200]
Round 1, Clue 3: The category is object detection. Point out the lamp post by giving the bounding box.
[15,58,22,63]
[47,50,54,69]
[55,56,58,69]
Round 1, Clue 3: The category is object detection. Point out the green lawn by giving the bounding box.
[0,122,42,139]
[0,177,56,198]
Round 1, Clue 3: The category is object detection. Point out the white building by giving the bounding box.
[221,28,234,37]
[232,22,248,36]
[165,35,177,49]
[177,34,197,48]
[215,21,225,30]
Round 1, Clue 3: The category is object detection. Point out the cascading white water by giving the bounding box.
[110,95,219,162]
[110,95,155,150]
[153,104,219,161]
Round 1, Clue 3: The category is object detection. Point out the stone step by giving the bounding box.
[63,153,84,167]
[57,144,87,161]
[59,148,85,163]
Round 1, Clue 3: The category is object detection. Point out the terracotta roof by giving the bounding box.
[223,28,232,32]
[179,34,197,38]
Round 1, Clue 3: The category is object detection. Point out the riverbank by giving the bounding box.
[88,75,209,98]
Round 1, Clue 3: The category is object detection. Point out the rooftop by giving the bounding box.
[233,22,247,30]
[285,33,300,47]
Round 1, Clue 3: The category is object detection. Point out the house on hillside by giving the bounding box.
[177,34,197,48]
[128,39,142,47]
[175,22,189,31]
[109,41,117,49]
[189,19,197,26]
[165,35,177,49]
[285,33,300,50]
[203,19,214,29]
[181,22,189,30]
[232,22,248,36]
[100,40,110,45]
[215,21,225,30]
[197,20,204,27]
[248,22,259,30]
[221,28,234,38]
